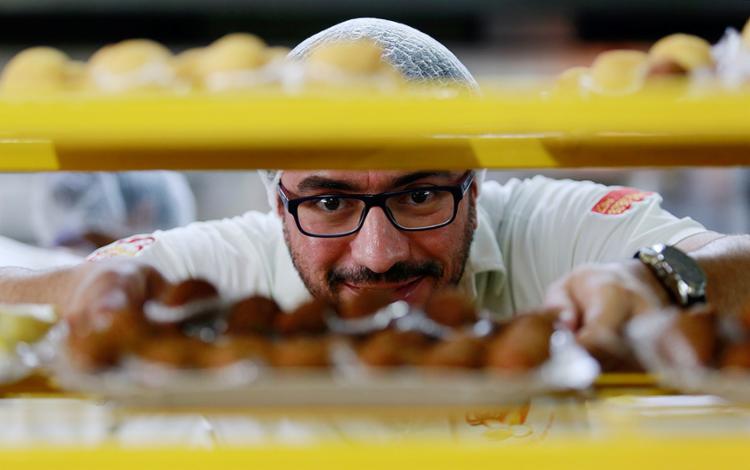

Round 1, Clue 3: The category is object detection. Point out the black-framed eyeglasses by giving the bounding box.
[278,171,475,238]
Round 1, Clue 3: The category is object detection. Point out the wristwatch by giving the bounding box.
[635,244,707,307]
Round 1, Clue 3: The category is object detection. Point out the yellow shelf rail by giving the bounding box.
[0,90,748,170]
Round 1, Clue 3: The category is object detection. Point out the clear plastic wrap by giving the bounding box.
[627,309,750,402]
[50,298,600,408]
[0,303,59,386]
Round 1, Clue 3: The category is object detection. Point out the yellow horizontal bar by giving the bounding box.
[0,91,747,169]
[0,139,58,170]
[1,437,748,470]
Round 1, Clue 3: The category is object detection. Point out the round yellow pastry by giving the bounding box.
[307,39,386,75]
[87,39,175,91]
[0,47,71,94]
[589,50,649,95]
[553,66,589,95]
[173,47,205,87]
[742,17,750,48]
[198,33,269,75]
[648,33,713,73]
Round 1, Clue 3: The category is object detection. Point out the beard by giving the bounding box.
[284,197,477,304]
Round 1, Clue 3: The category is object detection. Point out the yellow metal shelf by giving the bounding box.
[1,438,748,469]
[0,90,748,170]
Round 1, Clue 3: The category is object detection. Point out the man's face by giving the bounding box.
[278,170,478,307]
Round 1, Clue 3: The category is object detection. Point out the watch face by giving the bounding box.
[663,245,706,287]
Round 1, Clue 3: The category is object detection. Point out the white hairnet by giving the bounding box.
[31,171,196,247]
[260,17,485,211]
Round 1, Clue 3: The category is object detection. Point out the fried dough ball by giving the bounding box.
[589,50,648,95]
[742,18,750,49]
[135,336,196,367]
[274,298,329,335]
[553,66,589,95]
[305,39,402,88]
[226,296,280,335]
[424,289,477,327]
[173,47,205,87]
[421,335,486,368]
[87,39,175,92]
[271,337,330,367]
[657,307,717,367]
[225,336,272,362]
[190,341,241,369]
[648,34,713,77]
[485,314,554,371]
[202,33,268,70]
[0,47,73,94]
[158,279,219,307]
[357,330,430,367]
[337,290,392,319]
[66,305,148,370]
[720,342,750,370]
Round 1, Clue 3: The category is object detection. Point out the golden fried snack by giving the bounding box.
[424,289,477,327]
[226,296,280,335]
[588,50,648,95]
[337,290,392,319]
[357,330,431,367]
[135,336,196,367]
[66,306,148,370]
[190,340,241,369]
[0,47,74,94]
[225,336,272,362]
[306,39,402,88]
[195,33,277,91]
[657,307,717,367]
[274,298,329,335]
[647,34,713,77]
[271,337,329,367]
[720,342,750,370]
[87,39,175,92]
[173,47,205,87]
[421,335,486,368]
[742,17,750,48]
[485,314,554,371]
[158,279,219,307]
[199,33,268,73]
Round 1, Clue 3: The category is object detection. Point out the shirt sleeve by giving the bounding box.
[86,211,284,299]
[496,176,707,311]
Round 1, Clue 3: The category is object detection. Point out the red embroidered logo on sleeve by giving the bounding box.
[591,188,653,215]
[86,235,156,261]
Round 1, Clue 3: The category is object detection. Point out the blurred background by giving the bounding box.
[0,0,749,260]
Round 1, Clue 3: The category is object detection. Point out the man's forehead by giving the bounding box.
[282,170,464,192]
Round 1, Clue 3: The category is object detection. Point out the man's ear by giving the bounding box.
[276,196,285,217]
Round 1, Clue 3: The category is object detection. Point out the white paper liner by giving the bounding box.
[627,311,750,403]
[712,27,750,89]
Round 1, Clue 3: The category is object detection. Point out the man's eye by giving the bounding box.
[409,190,433,204]
[318,197,342,211]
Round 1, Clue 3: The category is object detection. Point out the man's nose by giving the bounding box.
[349,207,410,274]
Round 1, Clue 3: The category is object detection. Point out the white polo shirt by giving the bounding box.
[88,176,706,318]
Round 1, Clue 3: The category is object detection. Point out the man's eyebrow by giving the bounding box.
[390,171,455,188]
[297,176,359,192]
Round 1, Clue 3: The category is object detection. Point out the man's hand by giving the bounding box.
[63,260,168,331]
[543,260,670,369]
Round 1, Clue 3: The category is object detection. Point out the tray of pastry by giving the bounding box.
[628,304,750,403]
[50,280,599,407]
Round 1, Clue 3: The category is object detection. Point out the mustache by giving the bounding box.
[327,261,444,290]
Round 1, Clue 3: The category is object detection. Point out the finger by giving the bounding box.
[543,278,581,330]
[570,282,633,368]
